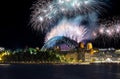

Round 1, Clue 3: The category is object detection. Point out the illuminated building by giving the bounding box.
[85,53,91,62]
[86,42,94,55]
[0,47,5,52]
[65,52,78,63]
[77,42,85,62]
[87,43,93,50]
[86,42,98,55]
[79,42,85,49]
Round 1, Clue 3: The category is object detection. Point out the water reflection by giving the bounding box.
[0,64,119,79]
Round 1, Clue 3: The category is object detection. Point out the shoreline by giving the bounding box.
[0,61,120,65]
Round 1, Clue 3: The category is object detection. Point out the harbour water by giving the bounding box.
[0,64,120,79]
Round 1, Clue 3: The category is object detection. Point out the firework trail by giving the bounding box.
[30,0,107,44]
[31,0,105,31]
[45,18,88,43]
[91,17,120,47]
[92,17,120,38]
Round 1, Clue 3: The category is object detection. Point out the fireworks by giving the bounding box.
[30,0,114,48]
[45,18,88,43]
[92,17,120,38]
[30,0,105,32]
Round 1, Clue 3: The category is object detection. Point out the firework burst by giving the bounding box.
[92,17,120,39]
[45,18,88,43]
[30,0,105,32]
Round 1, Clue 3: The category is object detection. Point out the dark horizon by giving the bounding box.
[0,0,120,49]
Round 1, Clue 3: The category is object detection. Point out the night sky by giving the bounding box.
[0,0,120,49]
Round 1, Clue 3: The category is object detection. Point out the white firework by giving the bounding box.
[45,19,88,43]
[92,17,120,38]
[30,0,105,32]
